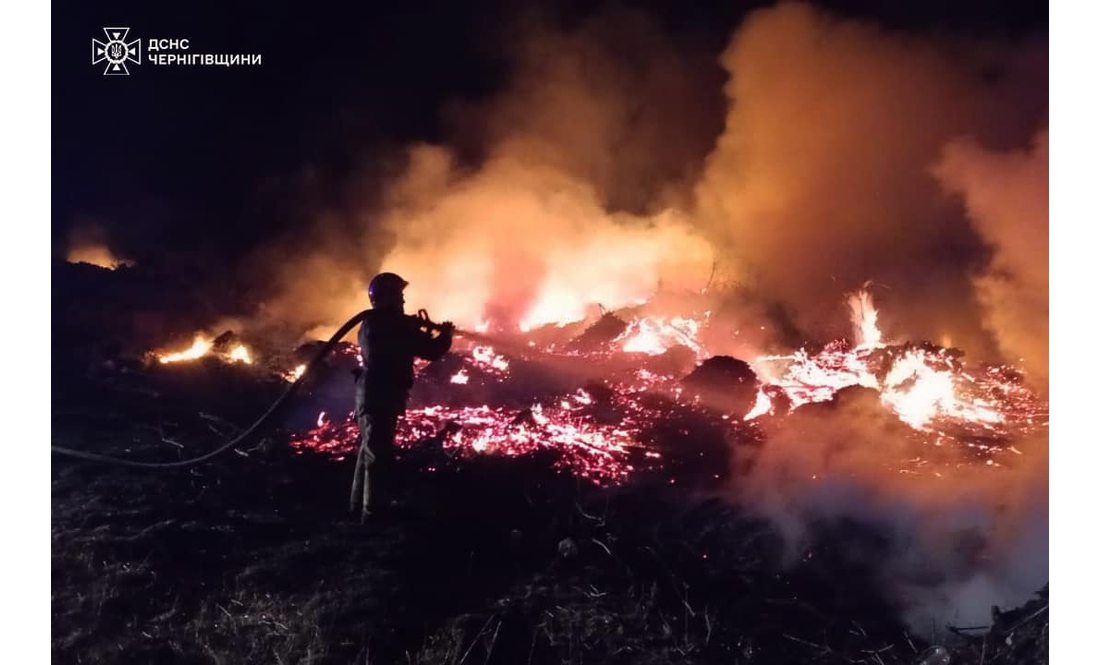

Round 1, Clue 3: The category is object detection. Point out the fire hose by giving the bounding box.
[51,309,470,469]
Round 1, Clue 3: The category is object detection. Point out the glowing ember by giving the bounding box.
[471,346,510,372]
[158,336,213,364]
[281,288,1043,483]
[289,401,655,485]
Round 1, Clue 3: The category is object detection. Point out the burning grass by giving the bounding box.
[157,333,254,366]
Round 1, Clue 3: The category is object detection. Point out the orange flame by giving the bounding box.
[752,291,1042,436]
[744,388,774,421]
[618,317,703,356]
[880,349,1004,430]
[66,243,135,270]
[848,288,883,349]
[283,364,307,382]
[157,335,256,367]
[228,344,253,364]
[158,336,213,364]
[471,346,510,372]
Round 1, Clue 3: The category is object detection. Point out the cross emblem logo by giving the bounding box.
[92,27,141,76]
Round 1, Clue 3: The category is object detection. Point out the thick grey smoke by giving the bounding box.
[739,388,1047,634]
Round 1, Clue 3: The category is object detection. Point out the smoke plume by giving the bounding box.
[250,7,723,336]
[739,386,1047,633]
[65,220,135,270]
[251,3,1046,371]
[694,2,1046,355]
[243,1,1048,634]
[933,130,1049,388]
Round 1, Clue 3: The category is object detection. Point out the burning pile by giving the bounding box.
[750,342,1044,435]
[148,290,1044,484]
[273,290,1046,483]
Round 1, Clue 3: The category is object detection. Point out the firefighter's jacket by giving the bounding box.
[355,309,452,415]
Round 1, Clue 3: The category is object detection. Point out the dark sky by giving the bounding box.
[53,0,1047,275]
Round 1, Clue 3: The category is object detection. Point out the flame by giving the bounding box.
[618,317,703,356]
[158,336,213,364]
[880,349,1004,430]
[471,346,510,372]
[848,289,883,349]
[283,364,307,382]
[228,344,253,364]
[66,243,135,270]
[620,322,666,355]
[287,292,1045,486]
[519,292,588,332]
[157,334,257,368]
[148,286,1040,487]
[744,388,774,421]
[752,291,1044,436]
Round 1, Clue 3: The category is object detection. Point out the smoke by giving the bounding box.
[738,387,1048,634]
[376,145,715,330]
[65,220,135,270]
[241,1,1048,633]
[694,2,1046,353]
[250,2,1046,367]
[933,131,1049,388]
[249,7,723,336]
[697,9,1048,631]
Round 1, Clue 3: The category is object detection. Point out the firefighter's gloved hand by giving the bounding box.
[438,321,455,337]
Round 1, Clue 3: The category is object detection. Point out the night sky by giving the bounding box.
[53,0,1047,276]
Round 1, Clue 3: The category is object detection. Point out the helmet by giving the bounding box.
[368,272,408,307]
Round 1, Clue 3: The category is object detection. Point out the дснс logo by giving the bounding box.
[92,27,141,75]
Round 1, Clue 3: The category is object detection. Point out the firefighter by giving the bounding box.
[349,272,454,521]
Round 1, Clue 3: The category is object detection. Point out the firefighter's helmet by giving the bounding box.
[368,272,408,307]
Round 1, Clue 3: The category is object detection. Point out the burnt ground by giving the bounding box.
[51,357,1048,665]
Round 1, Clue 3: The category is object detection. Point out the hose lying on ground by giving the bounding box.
[50,310,371,469]
[50,308,552,468]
